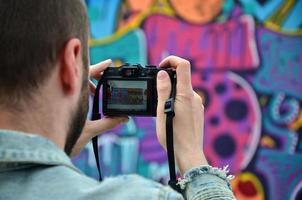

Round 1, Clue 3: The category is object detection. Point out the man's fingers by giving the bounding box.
[70,116,128,157]
[89,59,112,94]
[89,59,112,79]
[89,80,96,94]
[159,55,182,67]
[88,116,129,136]
[159,55,192,93]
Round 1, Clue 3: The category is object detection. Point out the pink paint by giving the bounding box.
[143,14,259,70]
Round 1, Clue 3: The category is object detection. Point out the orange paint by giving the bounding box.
[169,0,223,24]
[126,0,155,12]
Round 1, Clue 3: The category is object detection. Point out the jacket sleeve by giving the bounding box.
[169,165,236,200]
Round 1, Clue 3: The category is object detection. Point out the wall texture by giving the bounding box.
[72,0,302,199]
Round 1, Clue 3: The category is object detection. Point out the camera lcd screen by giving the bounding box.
[106,80,148,111]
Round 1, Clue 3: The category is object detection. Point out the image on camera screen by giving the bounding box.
[106,80,148,111]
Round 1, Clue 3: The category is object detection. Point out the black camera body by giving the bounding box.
[102,63,176,116]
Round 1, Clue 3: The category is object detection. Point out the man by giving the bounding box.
[0,0,235,199]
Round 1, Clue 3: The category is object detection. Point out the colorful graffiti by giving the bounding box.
[73,0,302,199]
[192,72,261,174]
[143,14,259,70]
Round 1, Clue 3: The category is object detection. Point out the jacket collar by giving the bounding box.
[0,129,80,173]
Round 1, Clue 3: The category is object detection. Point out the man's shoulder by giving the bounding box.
[84,174,183,200]
[32,165,183,200]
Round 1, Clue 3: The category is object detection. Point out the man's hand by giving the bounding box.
[71,59,129,157]
[156,56,208,175]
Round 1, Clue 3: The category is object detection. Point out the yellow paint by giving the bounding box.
[265,21,302,36]
[259,96,268,106]
[113,59,123,67]
[265,1,302,36]
[260,135,276,148]
[153,0,175,16]
[289,111,302,131]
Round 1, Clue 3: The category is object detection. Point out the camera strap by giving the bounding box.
[164,77,181,193]
[91,78,104,181]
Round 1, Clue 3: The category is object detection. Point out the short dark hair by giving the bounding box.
[0,0,89,107]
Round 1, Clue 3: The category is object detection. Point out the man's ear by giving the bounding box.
[59,38,82,95]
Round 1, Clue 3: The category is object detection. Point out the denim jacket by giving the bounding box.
[0,130,235,200]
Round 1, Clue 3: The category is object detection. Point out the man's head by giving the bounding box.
[0,0,90,155]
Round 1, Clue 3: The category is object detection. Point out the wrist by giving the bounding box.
[176,151,208,176]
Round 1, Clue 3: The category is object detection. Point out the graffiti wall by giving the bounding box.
[72,0,302,199]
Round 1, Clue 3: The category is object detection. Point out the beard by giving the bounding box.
[64,53,89,155]
[64,81,89,155]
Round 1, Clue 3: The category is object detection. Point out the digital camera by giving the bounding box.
[102,63,176,116]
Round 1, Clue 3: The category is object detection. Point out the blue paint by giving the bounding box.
[283,0,302,30]
[253,28,302,100]
[90,29,147,65]
[238,0,284,21]
[87,0,122,39]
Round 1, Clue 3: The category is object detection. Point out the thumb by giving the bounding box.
[156,70,171,149]
[157,70,171,102]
